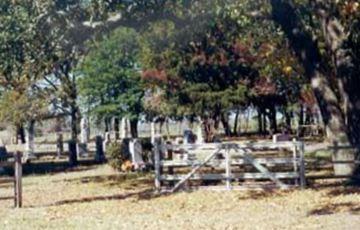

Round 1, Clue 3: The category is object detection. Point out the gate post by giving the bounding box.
[154,137,161,191]
[14,151,22,208]
[299,142,306,189]
[225,145,232,190]
[292,139,299,186]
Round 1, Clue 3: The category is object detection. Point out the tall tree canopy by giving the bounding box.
[78,27,143,137]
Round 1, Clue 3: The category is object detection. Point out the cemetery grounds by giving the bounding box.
[1,158,360,229]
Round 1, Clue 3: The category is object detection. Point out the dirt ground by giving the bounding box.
[1,163,360,230]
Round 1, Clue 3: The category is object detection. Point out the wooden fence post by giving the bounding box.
[299,142,306,189]
[154,137,161,191]
[292,139,299,186]
[225,145,232,190]
[167,145,174,187]
[14,151,22,208]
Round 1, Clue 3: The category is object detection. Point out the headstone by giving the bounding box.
[95,135,105,163]
[77,143,88,157]
[68,140,78,166]
[150,121,156,144]
[120,138,131,160]
[183,129,195,144]
[56,133,63,158]
[175,137,183,145]
[103,132,111,153]
[80,117,90,144]
[129,139,145,170]
[196,124,204,144]
[0,139,6,173]
[24,120,36,160]
[120,117,130,139]
[273,133,290,143]
[0,139,7,161]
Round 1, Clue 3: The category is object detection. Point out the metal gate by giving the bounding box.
[154,139,305,192]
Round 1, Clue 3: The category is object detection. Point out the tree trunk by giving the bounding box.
[104,117,110,133]
[269,106,277,134]
[233,109,240,136]
[130,119,138,138]
[16,125,26,144]
[262,110,267,135]
[257,107,263,135]
[220,113,232,137]
[271,0,357,176]
[114,117,120,140]
[284,110,292,133]
[202,117,216,142]
[70,106,78,141]
[305,107,313,125]
[299,104,304,136]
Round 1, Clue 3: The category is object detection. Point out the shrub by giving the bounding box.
[107,142,126,171]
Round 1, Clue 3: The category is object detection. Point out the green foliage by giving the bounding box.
[0,1,60,125]
[139,2,261,118]
[0,90,47,126]
[78,27,144,120]
[106,142,125,171]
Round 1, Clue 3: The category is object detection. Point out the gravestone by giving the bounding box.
[24,120,36,161]
[272,133,290,143]
[183,129,195,144]
[80,117,90,144]
[68,140,78,166]
[95,135,106,163]
[120,118,130,139]
[150,121,156,144]
[56,133,63,158]
[103,132,111,153]
[78,117,89,157]
[175,137,183,145]
[0,139,7,161]
[77,143,88,158]
[0,139,6,173]
[196,125,204,144]
[129,139,145,170]
[120,138,131,160]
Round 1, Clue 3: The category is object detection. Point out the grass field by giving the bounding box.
[1,161,360,230]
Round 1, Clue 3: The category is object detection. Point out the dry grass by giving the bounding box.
[1,163,360,230]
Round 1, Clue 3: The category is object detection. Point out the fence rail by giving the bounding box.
[0,151,23,208]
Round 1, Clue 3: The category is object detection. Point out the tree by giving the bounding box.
[0,1,60,141]
[139,1,307,139]
[78,27,144,138]
[270,0,360,176]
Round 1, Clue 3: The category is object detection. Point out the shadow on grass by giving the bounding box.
[308,202,360,216]
[1,159,100,177]
[56,171,154,188]
[307,183,360,216]
[40,188,168,207]
[0,196,13,201]
[327,186,360,197]
[236,189,293,200]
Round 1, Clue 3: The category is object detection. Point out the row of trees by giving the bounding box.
[0,1,359,175]
[78,0,306,139]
